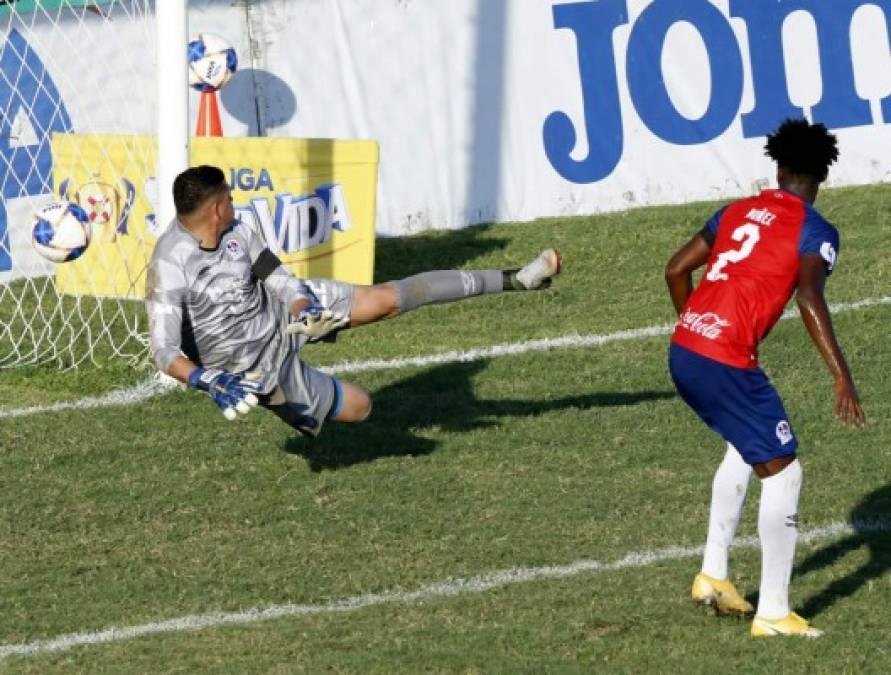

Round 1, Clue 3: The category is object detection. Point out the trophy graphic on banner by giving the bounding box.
[59,174,136,243]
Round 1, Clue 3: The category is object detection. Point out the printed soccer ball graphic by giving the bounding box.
[188,33,237,92]
[31,201,92,263]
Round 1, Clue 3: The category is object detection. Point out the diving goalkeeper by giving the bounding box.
[145,165,561,436]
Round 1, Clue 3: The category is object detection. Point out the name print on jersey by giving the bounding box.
[745,208,776,226]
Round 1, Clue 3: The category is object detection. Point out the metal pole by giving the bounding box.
[156,0,189,232]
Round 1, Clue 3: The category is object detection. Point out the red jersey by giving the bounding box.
[671,189,839,368]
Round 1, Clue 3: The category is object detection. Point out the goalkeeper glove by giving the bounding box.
[188,368,261,421]
[287,305,348,341]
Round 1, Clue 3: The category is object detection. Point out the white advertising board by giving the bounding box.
[2,0,890,282]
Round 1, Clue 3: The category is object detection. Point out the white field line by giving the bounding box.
[287,294,891,375]
[0,376,176,419]
[2,518,889,660]
[1,295,888,420]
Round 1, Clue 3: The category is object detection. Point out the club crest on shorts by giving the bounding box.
[225,239,244,260]
[776,420,793,445]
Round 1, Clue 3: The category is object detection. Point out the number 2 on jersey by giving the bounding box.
[706,223,761,281]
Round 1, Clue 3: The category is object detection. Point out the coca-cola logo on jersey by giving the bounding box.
[679,310,730,340]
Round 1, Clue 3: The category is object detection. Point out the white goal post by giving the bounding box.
[0,0,188,368]
[155,0,188,238]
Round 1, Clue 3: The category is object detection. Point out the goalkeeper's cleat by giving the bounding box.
[691,573,754,616]
[751,612,823,638]
[515,248,562,290]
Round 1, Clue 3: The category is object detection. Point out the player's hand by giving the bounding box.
[287,305,348,340]
[833,375,865,428]
[188,368,261,421]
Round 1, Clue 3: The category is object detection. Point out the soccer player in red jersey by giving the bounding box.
[665,119,865,637]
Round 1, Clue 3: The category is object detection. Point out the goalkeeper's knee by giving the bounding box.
[332,382,372,423]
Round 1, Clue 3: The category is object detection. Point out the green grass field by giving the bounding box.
[1,184,889,673]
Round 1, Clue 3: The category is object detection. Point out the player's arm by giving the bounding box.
[249,246,313,313]
[796,255,865,427]
[250,244,347,338]
[665,229,712,316]
[146,258,190,377]
[166,354,197,385]
[146,260,259,420]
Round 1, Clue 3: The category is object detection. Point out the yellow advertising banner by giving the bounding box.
[52,134,379,297]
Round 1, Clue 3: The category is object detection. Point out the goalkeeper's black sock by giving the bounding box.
[392,270,503,313]
[502,269,525,291]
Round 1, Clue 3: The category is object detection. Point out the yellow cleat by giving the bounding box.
[691,573,754,616]
[751,612,823,638]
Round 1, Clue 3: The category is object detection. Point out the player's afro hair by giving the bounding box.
[764,118,839,182]
[173,165,228,216]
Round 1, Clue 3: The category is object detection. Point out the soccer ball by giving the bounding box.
[188,33,237,92]
[31,201,92,263]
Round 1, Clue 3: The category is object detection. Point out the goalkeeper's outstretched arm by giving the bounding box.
[245,231,348,340]
[146,262,261,421]
[248,238,348,340]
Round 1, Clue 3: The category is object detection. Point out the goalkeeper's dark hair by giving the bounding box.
[764,118,839,182]
[173,165,228,216]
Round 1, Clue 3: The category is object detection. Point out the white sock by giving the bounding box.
[701,443,752,580]
[756,459,803,619]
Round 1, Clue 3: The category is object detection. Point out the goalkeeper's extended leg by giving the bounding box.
[349,248,561,326]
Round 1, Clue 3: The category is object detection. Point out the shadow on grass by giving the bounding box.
[373,223,511,282]
[285,360,675,471]
[792,484,891,618]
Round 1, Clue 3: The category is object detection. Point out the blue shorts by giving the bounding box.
[668,343,798,465]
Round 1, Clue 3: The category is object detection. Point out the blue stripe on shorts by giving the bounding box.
[669,343,798,465]
[327,377,344,420]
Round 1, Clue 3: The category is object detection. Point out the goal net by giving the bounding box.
[0,1,177,369]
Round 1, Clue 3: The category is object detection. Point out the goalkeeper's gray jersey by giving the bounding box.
[146,219,312,393]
